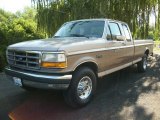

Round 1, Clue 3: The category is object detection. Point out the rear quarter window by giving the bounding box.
[122,24,131,41]
[109,22,121,36]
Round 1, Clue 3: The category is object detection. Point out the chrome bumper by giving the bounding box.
[5,67,72,90]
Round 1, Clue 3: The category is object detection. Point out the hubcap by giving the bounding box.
[143,57,147,70]
[77,76,92,100]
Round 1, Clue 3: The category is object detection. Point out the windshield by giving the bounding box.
[54,20,105,38]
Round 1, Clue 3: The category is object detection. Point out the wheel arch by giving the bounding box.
[73,61,99,76]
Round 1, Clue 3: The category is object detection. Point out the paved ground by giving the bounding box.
[0,54,160,120]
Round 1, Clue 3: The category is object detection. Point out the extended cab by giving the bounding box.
[5,19,153,107]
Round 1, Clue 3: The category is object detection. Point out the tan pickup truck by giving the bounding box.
[5,19,153,108]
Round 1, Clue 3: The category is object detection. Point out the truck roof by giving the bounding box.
[68,18,127,24]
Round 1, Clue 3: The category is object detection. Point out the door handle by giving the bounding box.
[122,42,126,45]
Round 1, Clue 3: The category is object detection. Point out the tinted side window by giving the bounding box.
[109,22,121,36]
[122,24,131,41]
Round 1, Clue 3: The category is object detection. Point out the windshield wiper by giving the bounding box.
[54,36,61,38]
[70,34,89,39]
[54,34,90,38]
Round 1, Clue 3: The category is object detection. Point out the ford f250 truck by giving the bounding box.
[5,19,153,108]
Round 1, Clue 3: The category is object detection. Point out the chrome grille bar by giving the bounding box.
[7,50,41,69]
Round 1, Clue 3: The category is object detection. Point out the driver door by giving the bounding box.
[103,21,127,71]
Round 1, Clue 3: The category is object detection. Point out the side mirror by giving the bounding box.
[116,35,126,41]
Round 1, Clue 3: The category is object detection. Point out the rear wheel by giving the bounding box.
[63,67,97,108]
[137,54,148,73]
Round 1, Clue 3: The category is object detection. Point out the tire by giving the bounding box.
[137,54,148,73]
[63,67,97,108]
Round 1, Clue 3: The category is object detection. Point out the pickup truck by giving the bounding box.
[5,19,153,108]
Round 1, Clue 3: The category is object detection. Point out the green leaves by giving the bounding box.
[0,7,45,71]
[33,0,159,39]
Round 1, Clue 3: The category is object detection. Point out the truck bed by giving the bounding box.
[134,39,153,61]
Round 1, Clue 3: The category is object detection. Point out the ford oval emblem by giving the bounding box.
[18,57,23,61]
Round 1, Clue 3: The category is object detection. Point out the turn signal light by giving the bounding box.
[41,62,67,68]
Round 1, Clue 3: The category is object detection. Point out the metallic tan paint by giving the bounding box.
[7,19,154,77]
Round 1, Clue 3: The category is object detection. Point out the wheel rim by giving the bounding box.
[143,57,147,70]
[77,76,92,100]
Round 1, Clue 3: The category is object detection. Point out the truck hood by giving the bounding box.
[8,38,83,51]
[8,37,105,53]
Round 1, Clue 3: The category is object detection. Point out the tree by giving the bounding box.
[32,0,159,39]
[0,8,45,71]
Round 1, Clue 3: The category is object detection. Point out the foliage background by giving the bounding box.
[0,0,160,71]
[33,0,160,39]
[0,7,45,71]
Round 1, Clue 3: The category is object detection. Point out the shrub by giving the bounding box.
[0,8,45,71]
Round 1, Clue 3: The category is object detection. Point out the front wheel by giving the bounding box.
[137,54,148,73]
[63,67,97,108]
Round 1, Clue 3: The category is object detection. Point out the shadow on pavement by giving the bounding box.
[3,55,160,120]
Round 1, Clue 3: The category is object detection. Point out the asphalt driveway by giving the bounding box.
[0,54,160,120]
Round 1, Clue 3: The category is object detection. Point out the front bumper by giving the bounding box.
[5,67,72,90]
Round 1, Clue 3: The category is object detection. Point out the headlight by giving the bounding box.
[41,53,67,68]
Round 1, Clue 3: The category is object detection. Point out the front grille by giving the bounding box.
[7,50,41,69]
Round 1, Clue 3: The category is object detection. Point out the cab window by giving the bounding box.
[122,24,131,41]
[109,22,121,37]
